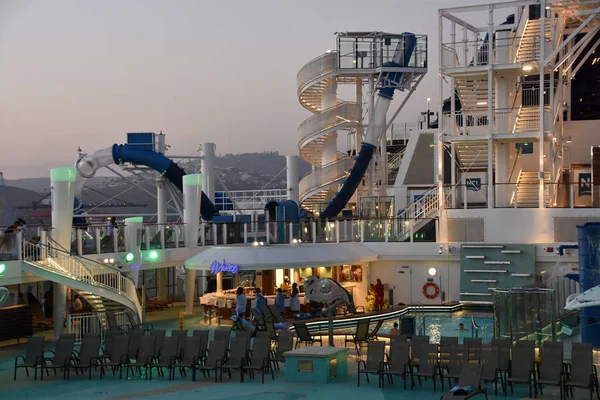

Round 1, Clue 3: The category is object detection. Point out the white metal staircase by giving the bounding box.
[455,141,494,170]
[513,106,550,133]
[455,75,493,112]
[21,241,142,326]
[396,186,443,240]
[516,18,551,63]
[511,170,550,207]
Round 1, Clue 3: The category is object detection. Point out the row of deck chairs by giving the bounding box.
[356,337,599,400]
[289,318,383,355]
[14,328,295,383]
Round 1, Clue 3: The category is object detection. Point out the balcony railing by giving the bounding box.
[441,36,518,69]
[441,107,551,136]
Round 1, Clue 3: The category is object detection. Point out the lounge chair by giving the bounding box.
[358,340,385,387]
[480,345,504,395]
[127,311,153,333]
[439,336,459,367]
[150,330,167,359]
[293,323,322,348]
[506,346,536,398]
[381,340,410,388]
[40,334,74,380]
[241,337,274,383]
[440,363,487,400]
[170,330,188,357]
[65,335,102,379]
[124,335,156,380]
[410,335,430,364]
[391,334,408,342]
[14,336,45,380]
[192,330,210,360]
[213,329,230,343]
[99,334,128,379]
[172,336,202,379]
[149,336,178,380]
[271,331,294,371]
[344,319,371,356]
[412,342,443,391]
[564,343,599,399]
[463,337,482,362]
[220,337,248,381]
[367,320,384,341]
[193,339,227,382]
[444,344,469,388]
[536,346,566,399]
[127,329,144,359]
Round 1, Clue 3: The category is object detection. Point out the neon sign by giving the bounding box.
[210,259,239,275]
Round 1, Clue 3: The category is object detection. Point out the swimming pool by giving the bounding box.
[381,311,493,343]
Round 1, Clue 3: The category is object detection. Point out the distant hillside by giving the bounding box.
[6,152,311,193]
[2,152,312,223]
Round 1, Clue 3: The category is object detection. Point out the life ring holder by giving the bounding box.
[423,282,440,299]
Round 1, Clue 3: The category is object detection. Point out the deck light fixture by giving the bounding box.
[428,267,437,276]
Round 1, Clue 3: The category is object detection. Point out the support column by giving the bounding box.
[487,4,494,209]
[538,0,547,208]
[368,75,375,196]
[183,174,202,315]
[437,11,447,243]
[50,167,77,339]
[216,273,223,293]
[286,156,299,204]
[321,80,338,203]
[495,144,511,207]
[124,217,143,287]
[201,143,216,203]
[451,144,457,208]
[156,134,168,300]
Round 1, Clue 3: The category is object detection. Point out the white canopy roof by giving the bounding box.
[184,242,379,270]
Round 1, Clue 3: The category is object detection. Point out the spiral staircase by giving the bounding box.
[297,51,362,213]
[21,240,142,327]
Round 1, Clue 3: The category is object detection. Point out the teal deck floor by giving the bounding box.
[0,305,583,399]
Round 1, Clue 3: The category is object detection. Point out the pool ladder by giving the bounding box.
[412,303,426,335]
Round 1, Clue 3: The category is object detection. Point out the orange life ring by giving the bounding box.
[423,282,440,299]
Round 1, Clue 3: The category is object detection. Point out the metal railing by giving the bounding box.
[297,51,338,93]
[397,186,440,240]
[67,310,128,343]
[298,157,354,202]
[21,240,142,320]
[298,102,361,148]
[441,36,518,69]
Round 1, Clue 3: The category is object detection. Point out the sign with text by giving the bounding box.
[466,178,481,191]
[579,173,592,196]
[210,259,240,275]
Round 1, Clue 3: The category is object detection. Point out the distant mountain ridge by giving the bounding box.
[2,152,312,222]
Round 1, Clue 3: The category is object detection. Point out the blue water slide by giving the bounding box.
[112,144,219,221]
[320,33,417,218]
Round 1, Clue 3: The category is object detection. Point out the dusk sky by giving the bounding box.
[0,0,504,179]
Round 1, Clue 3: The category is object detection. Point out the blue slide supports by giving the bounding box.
[319,33,416,218]
[112,144,219,221]
[577,223,600,347]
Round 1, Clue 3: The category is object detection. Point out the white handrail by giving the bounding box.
[21,241,142,320]
[397,186,440,239]
[510,169,523,206]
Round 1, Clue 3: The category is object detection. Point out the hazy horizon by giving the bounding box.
[1,0,503,179]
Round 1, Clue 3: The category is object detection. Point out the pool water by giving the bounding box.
[381,311,493,343]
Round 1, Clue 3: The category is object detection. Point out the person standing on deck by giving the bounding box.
[290,283,300,316]
[235,287,247,318]
[254,287,266,314]
[275,288,285,316]
[374,278,385,311]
